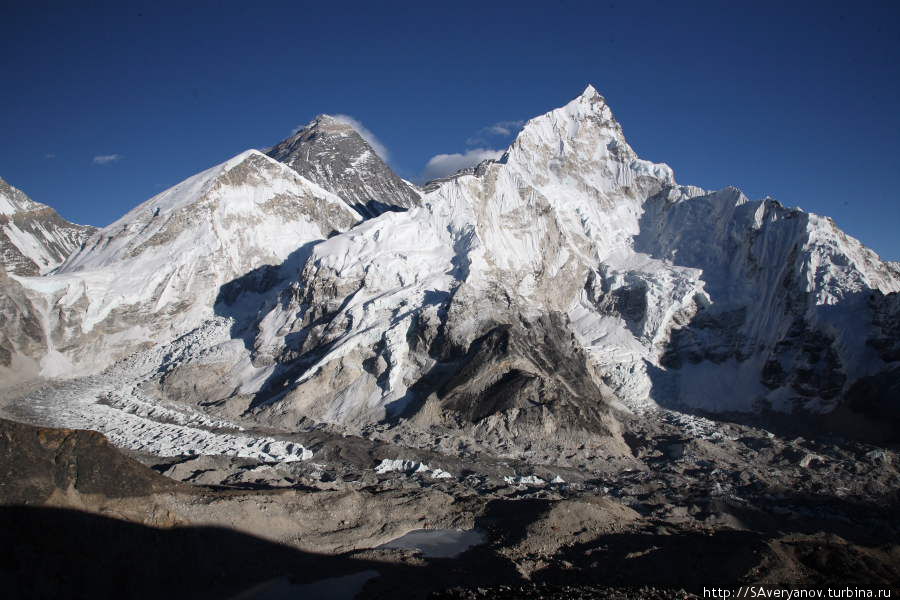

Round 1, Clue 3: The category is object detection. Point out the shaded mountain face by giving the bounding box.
[634,188,900,415]
[266,115,421,218]
[0,177,95,276]
[2,86,899,457]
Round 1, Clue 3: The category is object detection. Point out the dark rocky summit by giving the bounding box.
[267,115,420,217]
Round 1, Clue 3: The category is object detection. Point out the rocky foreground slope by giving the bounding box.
[1,415,898,599]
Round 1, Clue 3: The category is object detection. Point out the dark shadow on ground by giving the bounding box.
[5,490,900,600]
[0,505,521,600]
[475,495,900,593]
[534,526,900,592]
[541,529,765,591]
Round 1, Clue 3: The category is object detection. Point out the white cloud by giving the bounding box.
[487,120,525,136]
[44,153,56,159]
[331,114,390,162]
[422,148,504,181]
[93,154,123,165]
[466,120,525,146]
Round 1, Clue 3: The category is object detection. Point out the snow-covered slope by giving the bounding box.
[0,177,95,276]
[0,150,361,385]
[267,115,421,218]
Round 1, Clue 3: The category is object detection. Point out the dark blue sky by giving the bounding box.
[2,1,899,259]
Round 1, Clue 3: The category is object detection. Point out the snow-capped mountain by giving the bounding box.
[201,87,890,448]
[2,86,898,454]
[266,115,421,218]
[0,150,360,385]
[0,177,95,276]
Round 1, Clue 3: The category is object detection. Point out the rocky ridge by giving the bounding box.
[0,176,95,276]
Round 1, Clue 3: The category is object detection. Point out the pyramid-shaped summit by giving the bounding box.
[267,115,421,218]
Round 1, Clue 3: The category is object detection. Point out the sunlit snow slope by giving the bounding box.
[0,150,361,384]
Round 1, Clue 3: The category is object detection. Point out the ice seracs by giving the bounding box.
[375,459,452,479]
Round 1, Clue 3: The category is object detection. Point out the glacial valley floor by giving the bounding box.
[1,377,899,599]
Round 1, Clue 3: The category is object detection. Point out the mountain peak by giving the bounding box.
[306,114,353,133]
[568,84,610,115]
[581,83,601,99]
[266,116,420,218]
[513,85,617,141]
[0,176,42,215]
[58,148,360,274]
[508,84,627,153]
[221,148,267,170]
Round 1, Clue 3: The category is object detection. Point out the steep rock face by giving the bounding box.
[842,291,900,438]
[2,150,361,383]
[266,115,421,218]
[0,177,95,276]
[0,269,47,383]
[403,313,630,459]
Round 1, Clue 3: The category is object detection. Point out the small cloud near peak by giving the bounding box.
[422,148,504,181]
[290,114,390,163]
[93,154,123,165]
[466,120,525,146]
[331,114,390,162]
